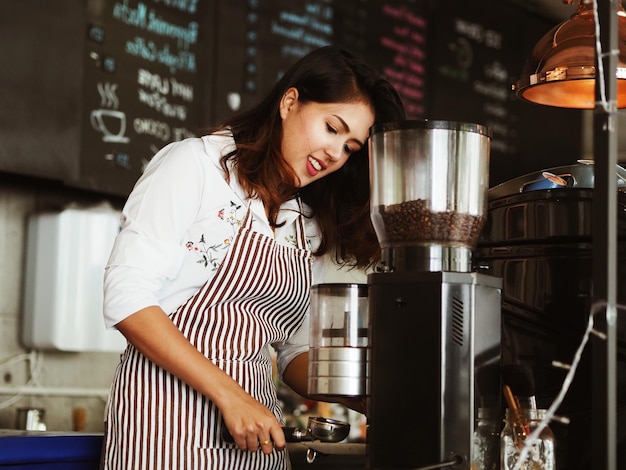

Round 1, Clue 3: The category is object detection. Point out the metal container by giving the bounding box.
[369,120,491,272]
[15,408,46,431]
[308,283,368,398]
[487,161,626,201]
[480,163,626,244]
[307,416,351,442]
[475,163,626,470]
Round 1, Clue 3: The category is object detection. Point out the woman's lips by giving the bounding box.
[306,156,323,177]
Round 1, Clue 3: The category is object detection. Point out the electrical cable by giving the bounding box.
[0,351,41,410]
[512,300,622,470]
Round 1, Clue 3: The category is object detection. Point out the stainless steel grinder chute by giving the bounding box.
[366,120,503,469]
[308,283,369,399]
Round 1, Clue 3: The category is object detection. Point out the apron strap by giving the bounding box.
[294,197,308,251]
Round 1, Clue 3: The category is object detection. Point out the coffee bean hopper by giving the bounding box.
[366,120,502,469]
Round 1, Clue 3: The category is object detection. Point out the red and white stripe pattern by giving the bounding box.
[102,206,312,469]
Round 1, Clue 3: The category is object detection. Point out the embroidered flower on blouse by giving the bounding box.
[186,201,243,271]
[283,234,297,248]
[186,234,224,270]
[218,201,243,232]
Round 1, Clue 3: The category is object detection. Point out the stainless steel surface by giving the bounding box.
[307,417,351,443]
[578,159,626,182]
[367,271,502,469]
[221,418,349,444]
[484,188,595,242]
[376,245,473,273]
[488,162,626,200]
[308,347,368,397]
[369,120,491,273]
[481,184,626,246]
[308,283,368,397]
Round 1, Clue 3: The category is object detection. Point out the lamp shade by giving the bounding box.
[514,0,626,108]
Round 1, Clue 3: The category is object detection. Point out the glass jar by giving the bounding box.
[500,408,555,470]
[471,408,500,470]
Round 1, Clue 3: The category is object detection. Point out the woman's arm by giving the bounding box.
[116,306,287,453]
[280,352,309,397]
[281,351,367,415]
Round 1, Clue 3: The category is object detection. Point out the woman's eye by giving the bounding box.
[344,144,354,155]
[326,123,337,134]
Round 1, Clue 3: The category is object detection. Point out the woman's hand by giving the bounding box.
[116,306,286,453]
[219,392,286,453]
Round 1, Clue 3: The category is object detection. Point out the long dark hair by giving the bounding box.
[214,46,405,268]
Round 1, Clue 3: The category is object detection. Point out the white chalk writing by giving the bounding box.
[112,0,199,48]
[379,3,428,118]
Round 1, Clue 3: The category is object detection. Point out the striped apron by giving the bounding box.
[102,205,312,470]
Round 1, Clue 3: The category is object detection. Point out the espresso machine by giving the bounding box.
[475,163,626,468]
[366,121,502,469]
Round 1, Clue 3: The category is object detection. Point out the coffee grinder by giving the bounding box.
[366,121,502,469]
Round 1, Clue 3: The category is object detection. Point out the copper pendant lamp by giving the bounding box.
[514,0,626,108]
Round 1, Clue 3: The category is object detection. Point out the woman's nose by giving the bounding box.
[326,143,342,162]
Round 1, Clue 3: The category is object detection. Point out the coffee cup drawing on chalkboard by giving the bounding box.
[90,109,130,143]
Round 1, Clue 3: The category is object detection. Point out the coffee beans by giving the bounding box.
[377,199,485,246]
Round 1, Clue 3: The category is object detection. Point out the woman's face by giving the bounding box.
[279,87,375,188]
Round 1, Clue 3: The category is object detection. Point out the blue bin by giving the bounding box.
[0,431,102,469]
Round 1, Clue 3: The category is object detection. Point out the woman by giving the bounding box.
[101,45,405,470]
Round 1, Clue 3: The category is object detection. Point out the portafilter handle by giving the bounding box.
[221,426,313,444]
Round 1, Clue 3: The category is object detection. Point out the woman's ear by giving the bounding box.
[279,87,299,119]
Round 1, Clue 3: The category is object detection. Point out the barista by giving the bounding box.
[100,45,405,470]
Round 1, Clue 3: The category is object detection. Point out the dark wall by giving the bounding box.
[0,0,213,197]
[426,0,583,186]
[209,0,582,187]
[0,0,85,183]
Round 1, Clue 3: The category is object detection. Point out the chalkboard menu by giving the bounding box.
[333,0,429,119]
[212,0,429,123]
[211,0,335,123]
[0,0,584,197]
[77,0,212,195]
[210,0,581,187]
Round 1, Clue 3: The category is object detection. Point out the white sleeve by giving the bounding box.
[103,138,208,328]
[274,253,370,380]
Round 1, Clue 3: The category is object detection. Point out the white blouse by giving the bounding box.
[103,132,328,376]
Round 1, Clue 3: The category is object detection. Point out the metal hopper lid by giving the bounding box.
[488,161,626,201]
